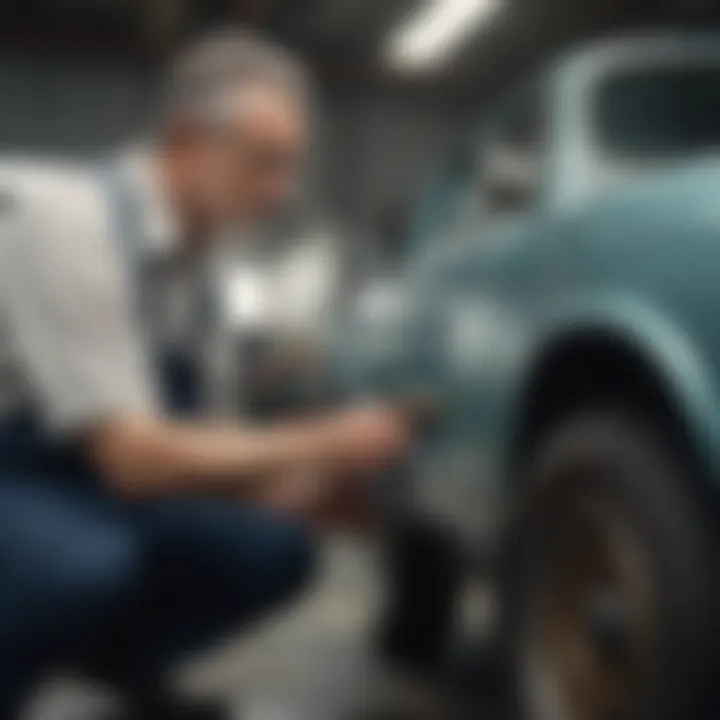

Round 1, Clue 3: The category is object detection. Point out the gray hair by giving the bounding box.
[164,28,310,127]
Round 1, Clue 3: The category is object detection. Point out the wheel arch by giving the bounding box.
[508,303,720,486]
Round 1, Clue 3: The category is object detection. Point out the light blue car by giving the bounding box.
[343,34,720,720]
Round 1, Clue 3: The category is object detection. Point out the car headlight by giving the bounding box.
[332,281,417,397]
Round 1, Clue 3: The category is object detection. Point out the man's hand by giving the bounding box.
[263,404,412,526]
[267,471,379,531]
[323,404,413,473]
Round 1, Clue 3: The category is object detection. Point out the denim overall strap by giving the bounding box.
[97,164,204,415]
[95,164,154,321]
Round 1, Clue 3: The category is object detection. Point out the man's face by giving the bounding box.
[190,82,308,228]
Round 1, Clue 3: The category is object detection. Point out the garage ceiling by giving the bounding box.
[1,0,719,105]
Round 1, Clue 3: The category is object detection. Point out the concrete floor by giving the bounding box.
[26,538,482,720]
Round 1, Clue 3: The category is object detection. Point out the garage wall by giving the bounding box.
[321,95,467,236]
[0,54,466,244]
[0,55,156,157]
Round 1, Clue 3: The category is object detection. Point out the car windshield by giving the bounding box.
[596,64,720,159]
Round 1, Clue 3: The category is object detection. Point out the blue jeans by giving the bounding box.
[0,460,316,714]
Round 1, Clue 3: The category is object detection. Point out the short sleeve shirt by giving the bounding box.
[0,152,198,435]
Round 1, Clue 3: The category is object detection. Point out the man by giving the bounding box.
[0,30,411,718]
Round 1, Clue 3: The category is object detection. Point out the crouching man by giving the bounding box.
[0,30,411,719]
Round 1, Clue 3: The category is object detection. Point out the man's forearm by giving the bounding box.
[88,406,408,499]
[89,416,337,497]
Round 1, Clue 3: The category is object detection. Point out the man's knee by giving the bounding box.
[34,527,142,624]
[0,524,143,673]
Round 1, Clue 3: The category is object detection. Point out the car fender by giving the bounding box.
[507,292,720,481]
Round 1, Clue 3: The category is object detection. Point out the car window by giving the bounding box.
[596,64,720,160]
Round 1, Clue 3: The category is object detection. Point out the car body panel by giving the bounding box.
[342,34,720,552]
[406,163,720,547]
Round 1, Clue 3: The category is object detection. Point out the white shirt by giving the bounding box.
[0,151,205,434]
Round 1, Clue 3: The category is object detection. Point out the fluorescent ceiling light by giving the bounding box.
[386,0,501,72]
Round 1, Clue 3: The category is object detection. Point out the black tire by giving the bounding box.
[501,410,719,720]
[376,518,463,673]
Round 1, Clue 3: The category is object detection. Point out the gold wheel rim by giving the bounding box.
[522,490,661,720]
